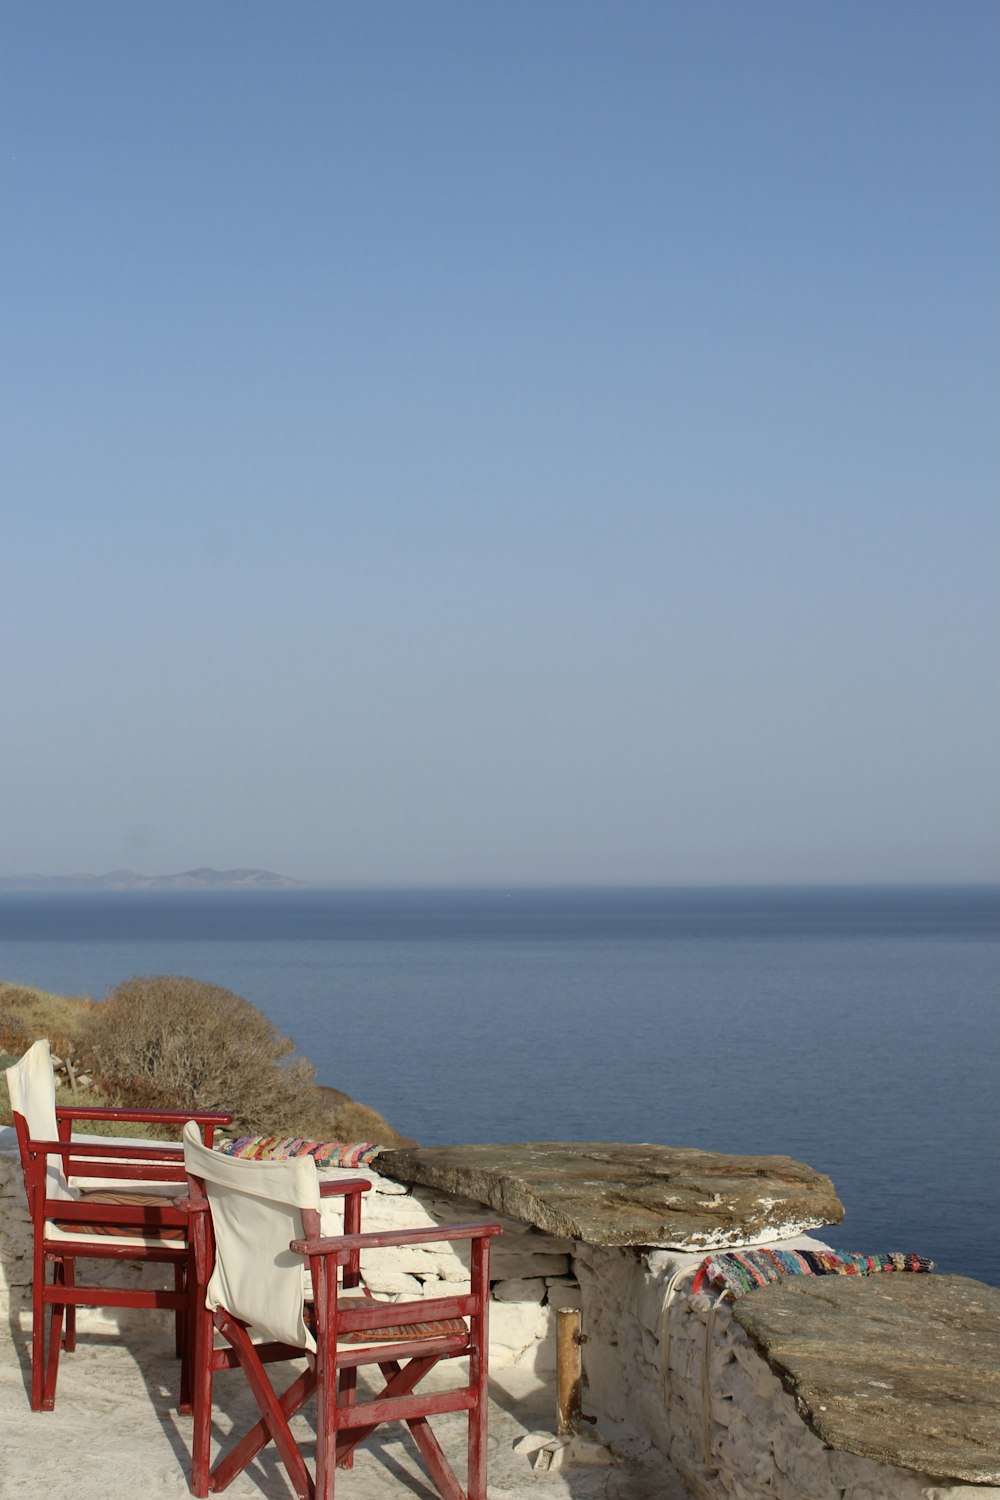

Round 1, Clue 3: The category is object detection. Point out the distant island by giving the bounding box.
[0,867,307,892]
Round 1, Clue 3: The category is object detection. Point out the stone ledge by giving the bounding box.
[732,1273,1000,1485]
[376,1142,844,1247]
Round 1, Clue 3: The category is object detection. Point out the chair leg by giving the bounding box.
[176,1260,193,1415]
[468,1236,490,1500]
[174,1261,185,1359]
[213,1316,313,1499]
[42,1275,66,1412]
[189,1298,216,1497]
[62,1260,76,1353]
[315,1320,338,1500]
[404,1412,464,1500]
[467,1392,487,1500]
[336,1368,356,1470]
[31,1237,50,1412]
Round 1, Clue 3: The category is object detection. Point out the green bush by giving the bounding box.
[85,976,316,1135]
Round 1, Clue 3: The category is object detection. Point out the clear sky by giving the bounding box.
[3,1,997,885]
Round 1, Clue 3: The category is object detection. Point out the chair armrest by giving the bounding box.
[56,1106,232,1147]
[56,1106,232,1124]
[291,1221,503,1256]
[319,1178,373,1198]
[28,1138,185,1162]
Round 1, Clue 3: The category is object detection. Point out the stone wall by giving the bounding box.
[572,1240,998,1500]
[0,1130,574,1373]
[2,1132,995,1500]
[312,1163,577,1372]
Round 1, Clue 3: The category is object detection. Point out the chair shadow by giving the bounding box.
[3,1267,602,1500]
[6,1286,34,1403]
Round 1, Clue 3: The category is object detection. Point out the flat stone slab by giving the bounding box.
[375,1142,843,1248]
[732,1274,1000,1484]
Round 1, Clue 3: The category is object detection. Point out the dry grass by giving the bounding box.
[0,981,95,1057]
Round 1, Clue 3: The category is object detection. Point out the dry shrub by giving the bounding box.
[297,1084,413,1147]
[86,976,316,1135]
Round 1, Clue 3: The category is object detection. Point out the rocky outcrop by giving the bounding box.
[377,1142,844,1247]
[732,1274,1000,1484]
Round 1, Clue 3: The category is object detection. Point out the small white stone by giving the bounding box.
[565,1434,614,1467]
[512,1430,558,1456]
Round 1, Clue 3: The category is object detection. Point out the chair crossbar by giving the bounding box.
[335,1333,470,1369]
[71,1161,188,1182]
[48,1201,186,1227]
[336,1386,477,1431]
[41,1284,187,1311]
[45,1241,187,1263]
[334,1293,476,1331]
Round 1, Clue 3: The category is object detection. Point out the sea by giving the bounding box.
[0,884,996,1285]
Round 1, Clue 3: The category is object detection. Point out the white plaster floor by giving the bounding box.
[0,1311,693,1500]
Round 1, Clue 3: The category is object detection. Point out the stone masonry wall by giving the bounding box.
[0,1131,574,1372]
[572,1241,998,1500]
[2,1132,995,1500]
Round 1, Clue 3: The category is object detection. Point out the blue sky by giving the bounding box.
[3,1,997,884]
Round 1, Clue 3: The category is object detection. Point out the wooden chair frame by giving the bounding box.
[183,1149,502,1500]
[11,1099,231,1412]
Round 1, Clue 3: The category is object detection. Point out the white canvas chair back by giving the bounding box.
[5,1040,76,1202]
[183,1121,320,1351]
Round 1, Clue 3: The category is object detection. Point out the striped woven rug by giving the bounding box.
[691,1248,934,1298]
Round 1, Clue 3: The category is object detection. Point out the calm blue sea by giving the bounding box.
[1,885,996,1285]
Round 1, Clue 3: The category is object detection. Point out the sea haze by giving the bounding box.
[0,884,996,1285]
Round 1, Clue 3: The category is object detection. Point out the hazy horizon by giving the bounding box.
[4,1,997,888]
[1,867,998,893]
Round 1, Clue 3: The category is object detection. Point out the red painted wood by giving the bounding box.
[183,1154,502,1500]
[209,1310,319,1494]
[337,1388,476,1430]
[314,1255,338,1500]
[291,1221,502,1255]
[45,1240,186,1262]
[63,1259,76,1353]
[319,1179,372,1197]
[331,1352,441,1461]
[404,1415,466,1500]
[32,1139,186,1160]
[336,1293,476,1330]
[42,1285,186,1309]
[334,1334,469,1369]
[48,1202,186,1227]
[468,1237,491,1499]
[222,1314,315,1497]
[12,1106,203,1413]
[55,1105,232,1126]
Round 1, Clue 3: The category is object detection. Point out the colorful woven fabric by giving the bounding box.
[54,1190,186,1241]
[215,1136,382,1168]
[691,1248,934,1298]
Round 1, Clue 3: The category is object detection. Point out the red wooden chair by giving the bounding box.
[182,1121,502,1500]
[5,1039,231,1411]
